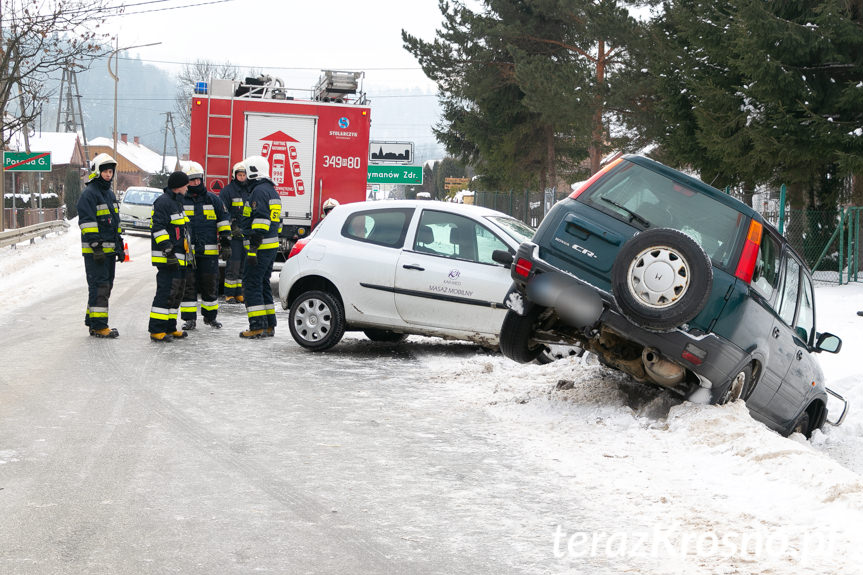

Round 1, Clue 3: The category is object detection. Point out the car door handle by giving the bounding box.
[772,327,780,338]
[796,350,803,360]
[402,264,425,271]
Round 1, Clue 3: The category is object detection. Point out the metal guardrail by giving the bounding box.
[0,219,70,249]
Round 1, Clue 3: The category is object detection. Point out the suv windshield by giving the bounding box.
[581,162,745,268]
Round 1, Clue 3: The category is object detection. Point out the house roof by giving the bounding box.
[88,136,179,173]
[8,131,83,165]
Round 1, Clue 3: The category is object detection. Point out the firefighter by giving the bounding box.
[219,161,249,303]
[321,197,339,218]
[239,155,281,339]
[179,162,231,330]
[148,170,192,342]
[78,153,124,338]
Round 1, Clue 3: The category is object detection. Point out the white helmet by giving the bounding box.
[185,161,204,180]
[243,155,269,180]
[322,198,339,214]
[90,153,117,174]
[232,161,246,178]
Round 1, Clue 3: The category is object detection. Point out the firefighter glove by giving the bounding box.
[249,234,262,249]
[220,244,232,261]
[231,221,243,238]
[220,234,231,247]
[91,242,106,264]
[163,249,179,270]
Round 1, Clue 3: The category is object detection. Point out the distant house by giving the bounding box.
[88,134,180,192]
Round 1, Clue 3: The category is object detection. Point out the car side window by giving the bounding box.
[414,210,509,264]
[778,256,800,326]
[751,229,782,301]
[795,274,815,345]
[343,208,414,248]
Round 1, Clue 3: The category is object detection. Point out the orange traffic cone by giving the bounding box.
[123,242,130,262]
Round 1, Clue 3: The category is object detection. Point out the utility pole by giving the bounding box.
[55,67,91,161]
[160,112,181,171]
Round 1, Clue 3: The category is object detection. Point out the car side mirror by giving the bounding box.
[492,249,514,268]
[815,332,842,354]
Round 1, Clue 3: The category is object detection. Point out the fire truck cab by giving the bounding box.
[189,71,371,259]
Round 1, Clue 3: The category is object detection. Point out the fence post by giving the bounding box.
[839,208,846,285]
[778,184,787,235]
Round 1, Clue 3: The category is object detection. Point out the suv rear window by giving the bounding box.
[581,162,745,268]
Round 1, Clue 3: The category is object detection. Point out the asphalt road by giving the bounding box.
[0,235,599,574]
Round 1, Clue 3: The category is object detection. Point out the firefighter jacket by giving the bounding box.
[241,178,281,255]
[183,184,231,257]
[219,179,249,227]
[150,188,191,267]
[78,176,122,255]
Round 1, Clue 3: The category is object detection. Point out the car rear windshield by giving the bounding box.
[581,162,745,268]
[123,190,160,205]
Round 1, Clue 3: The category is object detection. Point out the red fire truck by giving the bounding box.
[189,72,371,257]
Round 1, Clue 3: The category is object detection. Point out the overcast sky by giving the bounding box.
[109,0,446,95]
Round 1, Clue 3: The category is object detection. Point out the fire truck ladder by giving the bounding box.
[203,89,234,187]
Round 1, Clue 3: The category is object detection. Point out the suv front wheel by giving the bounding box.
[611,228,713,332]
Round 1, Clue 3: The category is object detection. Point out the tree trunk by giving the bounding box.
[589,41,607,175]
[546,124,556,192]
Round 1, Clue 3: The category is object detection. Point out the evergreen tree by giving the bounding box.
[644,0,863,206]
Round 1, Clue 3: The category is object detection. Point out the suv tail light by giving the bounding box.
[288,237,311,259]
[734,219,763,283]
[569,157,624,199]
[514,258,533,278]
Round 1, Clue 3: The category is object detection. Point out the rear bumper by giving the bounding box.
[510,242,747,395]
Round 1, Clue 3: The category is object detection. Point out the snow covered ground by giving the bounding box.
[3,223,863,573]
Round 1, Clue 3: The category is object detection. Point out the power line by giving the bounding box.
[104,0,237,17]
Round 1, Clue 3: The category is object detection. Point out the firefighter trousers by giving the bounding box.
[181,256,220,321]
[242,247,277,331]
[148,265,186,334]
[223,237,246,298]
[83,253,116,330]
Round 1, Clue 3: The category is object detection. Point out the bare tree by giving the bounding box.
[174,59,240,133]
[1,0,119,148]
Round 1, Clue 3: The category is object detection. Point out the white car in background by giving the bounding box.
[279,200,568,357]
[118,186,161,233]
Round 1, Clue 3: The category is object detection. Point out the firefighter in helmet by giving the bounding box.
[179,162,231,330]
[238,155,281,339]
[321,197,339,218]
[148,170,192,342]
[77,153,124,338]
[219,161,250,303]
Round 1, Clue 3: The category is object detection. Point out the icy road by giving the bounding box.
[2,224,863,574]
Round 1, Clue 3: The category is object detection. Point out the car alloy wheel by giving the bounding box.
[288,290,346,351]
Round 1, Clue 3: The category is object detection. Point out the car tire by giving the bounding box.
[612,228,713,332]
[791,410,811,438]
[363,329,408,343]
[717,364,754,405]
[500,308,546,363]
[288,290,346,351]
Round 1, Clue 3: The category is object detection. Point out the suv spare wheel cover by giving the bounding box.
[611,228,713,332]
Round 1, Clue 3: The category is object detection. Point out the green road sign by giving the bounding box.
[3,151,52,172]
[367,165,423,185]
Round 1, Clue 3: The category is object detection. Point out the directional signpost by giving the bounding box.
[367,165,423,185]
[3,151,52,172]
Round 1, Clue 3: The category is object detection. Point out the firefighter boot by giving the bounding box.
[239,328,265,339]
[224,296,236,304]
[204,318,223,329]
[150,332,174,342]
[235,295,245,304]
[171,330,189,339]
[182,319,197,331]
[90,327,119,338]
[265,327,275,337]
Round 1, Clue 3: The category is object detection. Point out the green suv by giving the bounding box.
[499,155,844,437]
